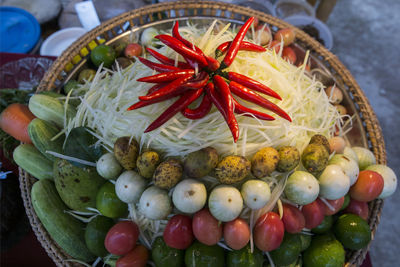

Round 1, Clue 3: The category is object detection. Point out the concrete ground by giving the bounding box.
[326,0,400,265]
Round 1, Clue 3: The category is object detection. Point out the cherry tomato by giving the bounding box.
[282,203,305,233]
[319,197,345,216]
[282,47,297,64]
[344,199,369,220]
[302,200,324,229]
[269,40,283,53]
[116,245,149,267]
[274,28,295,46]
[105,221,139,255]
[163,214,194,249]
[224,218,250,250]
[124,43,142,59]
[254,212,284,251]
[350,170,384,202]
[192,208,222,246]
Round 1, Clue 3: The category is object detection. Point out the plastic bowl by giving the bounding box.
[274,0,316,18]
[40,27,87,57]
[284,15,333,50]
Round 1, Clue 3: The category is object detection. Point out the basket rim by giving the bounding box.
[21,1,385,266]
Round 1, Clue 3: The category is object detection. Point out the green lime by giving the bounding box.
[84,215,114,257]
[64,79,79,94]
[96,182,128,218]
[185,241,225,267]
[270,233,302,266]
[311,216,333,234]
[152,237,184,267]
[340,194,350,211]
[90,45,116,68]
[299,233,312,252]
[78,69,96,83]
[333,213,371,250]
[303,234,345,267]
[227,244,263,267]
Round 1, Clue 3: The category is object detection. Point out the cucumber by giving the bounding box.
[31,179,96,262]
[13,144,53,180]
[29,94,76,127]
[28,118,64,161]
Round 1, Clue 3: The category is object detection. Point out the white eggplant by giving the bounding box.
[115,171,147,203]
[172,179,207,213]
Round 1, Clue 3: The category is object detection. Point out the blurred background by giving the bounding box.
[1,0,399,266]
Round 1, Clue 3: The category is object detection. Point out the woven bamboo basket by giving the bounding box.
[19,1,385,266]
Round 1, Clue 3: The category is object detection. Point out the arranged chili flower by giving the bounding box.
[127,17,291,142]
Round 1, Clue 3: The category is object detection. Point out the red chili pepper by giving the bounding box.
[221,17,255,69]
[181,93,212,120]
[173,21,205,56]
[144,88,204,132]
[206,82,239,142]
[228,72,282,100]
[138,57,180,72]
[147,83,167,95]
[137,69,195,83]
[181,72,209,89]
[205,56,220,71]
[139,74,193,101]
[215,41,266,57]
[127,87,188,111]
[229,81,291,122]
[232,97,275,121]
[146,47,191,69]
[155,35,208,67]
[213,75,235,123]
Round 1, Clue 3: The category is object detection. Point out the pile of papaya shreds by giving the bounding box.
[128,17,291,142]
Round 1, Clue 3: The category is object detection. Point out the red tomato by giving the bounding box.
[269,40,283,53]
[224,218,250,250]
[253,212,284,251]
[282,203,305,233]
[350,170,384,202]
[344,199,369,220]
[116,245,149,267]
[124,43,142,59]
[319,197,345,216]
[163,214,194,249]
[302,200,324,229]
[192,208,222,246]
[105,221,139,255]
[274,28,295,46]
[282,47,297,64]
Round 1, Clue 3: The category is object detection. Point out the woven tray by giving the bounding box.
[19,1,385,266]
